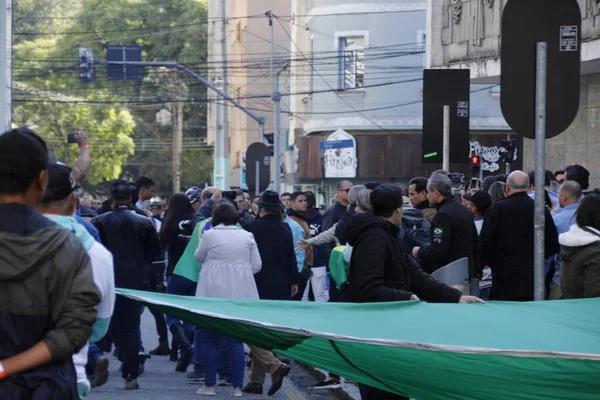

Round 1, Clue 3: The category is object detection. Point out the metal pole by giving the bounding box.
[0,0,12,132]
[534,42,547,302]
[259,121,265,143]
[255,161,260,198]
[172,102,183,193]
[505,133,512,175]
[268,11,281,193]
[221,0,230,190]
[442,105,450,172]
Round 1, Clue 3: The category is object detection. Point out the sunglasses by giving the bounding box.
[339,188,351,193]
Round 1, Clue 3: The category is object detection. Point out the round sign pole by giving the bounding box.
[533,42,548,302]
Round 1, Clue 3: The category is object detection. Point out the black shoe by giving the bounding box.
[124,378,139,390]
[91,357,109,388]
[149,342,170,356]
[187,372,205,384]
[242,383,263,394]
[268,364,291,396]
[176,346,193,372]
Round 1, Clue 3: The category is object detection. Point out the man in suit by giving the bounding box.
[243,191,296,396]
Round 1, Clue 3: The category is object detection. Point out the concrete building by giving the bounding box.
[289,0,518,204]
[427,0,600,189]
[206,0,291,190]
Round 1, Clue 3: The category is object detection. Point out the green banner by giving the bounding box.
[118,289,600,399]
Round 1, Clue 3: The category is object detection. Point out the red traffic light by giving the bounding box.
[471,155,480,165]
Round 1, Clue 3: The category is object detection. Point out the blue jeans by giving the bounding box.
[166,274,197,333]
[193,328,231,379]
[85,342,103,376]
[202,330,244,388]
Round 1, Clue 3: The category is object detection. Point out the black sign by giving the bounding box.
[500,0,581,139]
[422,69,471,164]
[107,46,143,81]
[246,142,271,196]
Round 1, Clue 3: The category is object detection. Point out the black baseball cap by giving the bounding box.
[42,163,80,203]
[464,190,492,214]
[110,179,132,201]
[370,184,403,215]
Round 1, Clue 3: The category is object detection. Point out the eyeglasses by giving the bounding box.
[339,188,351,193]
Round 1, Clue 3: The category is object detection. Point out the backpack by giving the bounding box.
[401,208,431,249]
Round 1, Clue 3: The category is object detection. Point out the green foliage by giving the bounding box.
[12,0,210,196]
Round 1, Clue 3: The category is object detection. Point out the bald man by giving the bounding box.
[480,171,559,301]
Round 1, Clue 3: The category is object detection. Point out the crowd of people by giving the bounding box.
[0,127,599,400]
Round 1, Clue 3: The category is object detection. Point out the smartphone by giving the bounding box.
[470,178,478,190]
[222,190,237,201]
[67,133,78,144]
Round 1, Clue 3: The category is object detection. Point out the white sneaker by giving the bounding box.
[232,388,243,397]
[197,386,216,396]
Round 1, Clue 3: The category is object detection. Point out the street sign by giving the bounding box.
[319,140,354,151]
[246,142,271,196]
[107,46,144,81]
[422,69,470,164]
[500,0,581,139]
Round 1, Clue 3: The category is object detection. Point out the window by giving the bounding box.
[340,37,365,90]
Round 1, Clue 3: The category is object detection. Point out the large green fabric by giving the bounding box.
[118,289,600,399]
[171,218,209,282]
[328,245,348,289]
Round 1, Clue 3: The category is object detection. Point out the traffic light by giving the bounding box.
[78,48,95,83]
[471,154,481,177]
[500,139,516,163]
[264,133,274,156]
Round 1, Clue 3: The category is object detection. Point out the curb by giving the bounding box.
[296,362,361,400]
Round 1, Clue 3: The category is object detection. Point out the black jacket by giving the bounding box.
[417,196,481,278]
[92,206,160,290]
[246,214,299,300]
[239,210,255,230]
[480,192,560,301]
[346,213,462,303]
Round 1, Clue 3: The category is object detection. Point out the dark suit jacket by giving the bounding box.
[480,192,560,300]
[246,214,298,300]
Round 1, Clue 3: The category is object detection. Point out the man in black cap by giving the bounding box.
[38,163,116,396]
[92,180,160,390]
[345,184,483,399]
[243,191,296,396]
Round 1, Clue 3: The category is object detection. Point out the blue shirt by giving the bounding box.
[551,203,579,285]
[285,215,306,273]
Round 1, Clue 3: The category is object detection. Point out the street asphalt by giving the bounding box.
[87,309,341,400]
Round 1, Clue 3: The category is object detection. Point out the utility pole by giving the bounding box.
[442,105,450,172]
[0,0,12,133]
[213,0,230,190]
[172,102,183,194]
[267,10,281,193]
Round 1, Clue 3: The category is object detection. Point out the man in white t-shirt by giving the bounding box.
[38,163,115,398]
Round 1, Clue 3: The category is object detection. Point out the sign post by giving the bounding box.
[533,42,548,302]
[246,142,271,198]
[422,69,470,165]
[442,105,450,172]
[500,0,581,301]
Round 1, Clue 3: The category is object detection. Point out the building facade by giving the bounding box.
[289,0,517,204]
[427,0,600,189]
[206,0,291,190]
